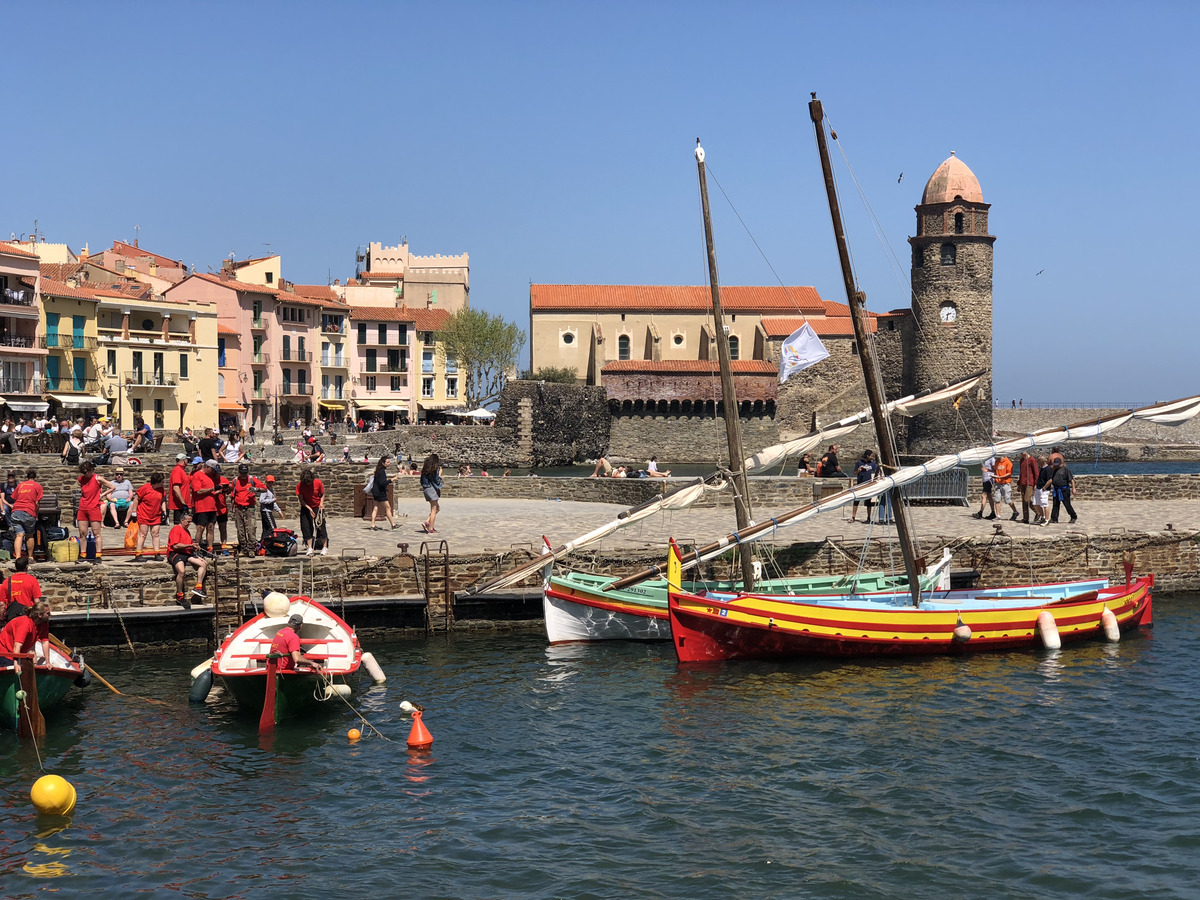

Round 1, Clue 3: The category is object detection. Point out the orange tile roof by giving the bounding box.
[0,242,41,260]
[35,276,98,301]
[408,306,451,332]
[601,359,777,375]
[347,305,414,322]
[40,262,85,282]
[217,322,240,336]
[759,316,875,338]
[531,284,826,314]
[290,284,340,302]
[277,290,348,310]
[109,240,183,268]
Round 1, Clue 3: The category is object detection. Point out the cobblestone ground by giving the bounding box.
[247,494,1199,559]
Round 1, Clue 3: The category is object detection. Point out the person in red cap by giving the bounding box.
[0,557,42,624]
[230,464,265,556]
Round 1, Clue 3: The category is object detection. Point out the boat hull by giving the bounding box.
[218,670,330,724]
[668,577,1154,662]
[544,564,949,644]
[0,666,81,732]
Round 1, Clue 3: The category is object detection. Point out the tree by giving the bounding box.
[521,366,578,384]
[436,308,526,409]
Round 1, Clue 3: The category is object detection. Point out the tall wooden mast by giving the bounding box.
[808,95,924,608]
[695,140,756,592]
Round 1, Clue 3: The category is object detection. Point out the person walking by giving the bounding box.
[168,453,192,524]
[1049,457,1078,524]
[992,455,1019,521]
[9,469,42,561]
[849,449,881,523]
[974,456,998,520]
[367,455,398,530]
[420,453,442,534]
[1034,454,1054,526]
[1017,450,1040,524]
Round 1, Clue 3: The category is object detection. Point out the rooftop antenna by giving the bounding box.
[263,242,272,256]
[134,224,141,247]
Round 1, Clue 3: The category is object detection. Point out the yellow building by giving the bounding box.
[38,276,107,417]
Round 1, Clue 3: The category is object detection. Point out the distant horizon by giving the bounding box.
[5,1,1196,402]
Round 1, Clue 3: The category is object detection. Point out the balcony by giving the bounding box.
[320,357,349,369]
[0,336,40,350]
[281,384,314,397]
[45,378,100,394]
[320,388,346,401]
[252,387,267,400]
[251,351,271,366]
[0,288,38,314]
[124,371,179,387]
[39,334,100,351]
[251,317,266,330]
[281,349,313,363]
[379,364,408,374]
[0,377,44,394]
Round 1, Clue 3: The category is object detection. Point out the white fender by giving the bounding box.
[1100,607,1120,642]
[322,683,352,700]
[1036,610,1061,650]
[190,657,214,680]
[361,651,386,683]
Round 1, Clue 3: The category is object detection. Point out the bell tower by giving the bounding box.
[906,152,995,454]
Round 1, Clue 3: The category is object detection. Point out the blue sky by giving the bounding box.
[5,2,1196,402]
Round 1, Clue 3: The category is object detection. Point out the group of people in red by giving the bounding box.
[0,557,52,672]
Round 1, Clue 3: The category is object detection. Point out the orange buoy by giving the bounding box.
[348,728,362,742]
[406,708,433,751]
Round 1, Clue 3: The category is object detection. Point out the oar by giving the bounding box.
[15,654,46,740]
[48,634,123,696]
[260,657,279,734]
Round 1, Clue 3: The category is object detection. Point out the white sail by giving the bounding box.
[1131,395,1200,425]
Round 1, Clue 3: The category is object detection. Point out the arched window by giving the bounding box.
[728,335,739,360]
[954,212,964,234]
[940,243,957,266]
[618,334,630,360]
[218,373,225,395]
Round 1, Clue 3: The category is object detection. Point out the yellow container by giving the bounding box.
[49,539,80,563]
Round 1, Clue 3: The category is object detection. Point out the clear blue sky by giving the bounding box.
[6,2,1196,403]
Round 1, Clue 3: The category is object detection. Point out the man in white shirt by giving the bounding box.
[973,456,998,520]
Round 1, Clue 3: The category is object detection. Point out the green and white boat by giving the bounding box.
[1,641,87,733]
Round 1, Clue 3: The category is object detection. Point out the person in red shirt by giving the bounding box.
[1018,450,1041,525]
[230,464,264,557]
[0,600,51,667]
[77,461,115,562]
[1,557,42,624]
[9,468,42,561]
[131,472,167,559]
[269,614,322,672]
[190,459,220,552]
[166,511,208,609]
[214,472,232,554]
[295,468,328,555]
[168,453,194,524]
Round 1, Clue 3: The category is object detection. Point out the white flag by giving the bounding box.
[778,322,829,383]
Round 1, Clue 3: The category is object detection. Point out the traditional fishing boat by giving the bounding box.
[0,642,88,734]
[197,592,373,731]
[660,93,1173,663]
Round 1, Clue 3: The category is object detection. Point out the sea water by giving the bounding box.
[3,596,1200,898]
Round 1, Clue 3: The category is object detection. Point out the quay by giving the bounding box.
[29,471,1200,655]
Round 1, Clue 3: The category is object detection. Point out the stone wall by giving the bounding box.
[496,380,609,465]
[606,415,781,465]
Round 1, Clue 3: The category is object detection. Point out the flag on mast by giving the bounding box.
[778,322,829,383]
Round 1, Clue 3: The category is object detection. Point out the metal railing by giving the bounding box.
[251,317,266,329]
[252,387,267,399]
[0,377,44,393]
[0,336,36,348]
[44,378,100,394]
[0,288,35,307]
[124,371,179,386]
[281,385,314,396]
[320,358,348,368]
[251,351,271,365]
[280,349,313,362]
[1003,402,1158,410]
[39,334,100,351]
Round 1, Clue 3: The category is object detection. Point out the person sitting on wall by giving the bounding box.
[129,416,154,453]
[646,456,671,477]
[166,510,208,609]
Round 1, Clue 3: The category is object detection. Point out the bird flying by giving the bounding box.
[897,172,903,183]
[1035,269,1045,276]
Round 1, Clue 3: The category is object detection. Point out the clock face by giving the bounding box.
[940,304,957,323]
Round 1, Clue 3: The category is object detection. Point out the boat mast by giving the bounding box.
[695,140,756,592]
[808,94,924,608]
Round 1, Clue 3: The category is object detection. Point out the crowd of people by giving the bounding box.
[976,447,1076,526]
[1,413,156,459]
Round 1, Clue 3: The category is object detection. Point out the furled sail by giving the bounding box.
[743,370,986,472]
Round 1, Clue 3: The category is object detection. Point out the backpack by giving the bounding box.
[264,533,298,557]
[65,442,80,466]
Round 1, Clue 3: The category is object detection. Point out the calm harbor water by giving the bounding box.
[4,596,1200,898]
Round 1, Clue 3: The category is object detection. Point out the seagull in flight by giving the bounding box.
[897,172,903,183]
[1035,269,1044,276]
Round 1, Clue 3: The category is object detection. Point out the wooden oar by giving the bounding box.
[260,657,278,733]
[16,655,46,740]
[48,634,123,696]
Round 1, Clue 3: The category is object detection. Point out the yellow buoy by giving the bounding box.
[31,775,77,816]
[348,728,362,742]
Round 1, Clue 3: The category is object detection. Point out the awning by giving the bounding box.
[352,402,393,412]
[48,392,110,409]
[0,398,50,413]
[218,401,246,412]
[318,399,347,408]
[418,401,467,410]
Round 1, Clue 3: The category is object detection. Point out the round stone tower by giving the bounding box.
[906,153,995,455]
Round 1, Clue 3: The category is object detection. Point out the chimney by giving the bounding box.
[133,238,139,249]
[79,244,89,262]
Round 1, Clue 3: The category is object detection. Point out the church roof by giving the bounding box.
[531,284,826,314]
[921,153,983,205]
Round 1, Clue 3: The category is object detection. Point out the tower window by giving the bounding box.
[618,335,630,360]
[562,331,575,345]
[672,334,684,346]
[913,246,923,268]
[954,212,964,234]
[940,243,957,266]
[728,336,739,360]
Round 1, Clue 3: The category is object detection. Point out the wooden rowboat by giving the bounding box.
[0,642,87,733]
